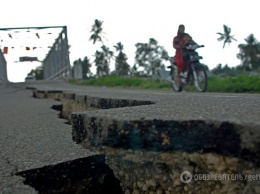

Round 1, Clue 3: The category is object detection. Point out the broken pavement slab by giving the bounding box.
[28,81,260,193]
[0,84,93,194]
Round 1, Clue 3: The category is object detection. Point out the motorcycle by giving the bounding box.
[167,44,208,92]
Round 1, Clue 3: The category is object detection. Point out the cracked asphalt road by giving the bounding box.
[1,81,260,193]
[29,81,260,125]
[0,84,92,194]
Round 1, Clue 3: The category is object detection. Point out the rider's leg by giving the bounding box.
[175,55,183,85]
[177,68,181,85]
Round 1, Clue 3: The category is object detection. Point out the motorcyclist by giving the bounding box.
[173,25,195,85]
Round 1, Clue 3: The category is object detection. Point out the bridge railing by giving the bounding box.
[43,26,71,80]
[0,48,8,83]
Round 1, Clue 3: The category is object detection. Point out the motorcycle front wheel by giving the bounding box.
[192,64,208,92]
[170,65,182,92]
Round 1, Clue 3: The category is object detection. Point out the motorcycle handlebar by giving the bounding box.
[181,44,205,49]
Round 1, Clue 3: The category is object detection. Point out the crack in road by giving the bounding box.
[16,155,123,194]
[20,86,260,194]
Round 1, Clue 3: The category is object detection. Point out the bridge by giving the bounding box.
[0,26,71,83]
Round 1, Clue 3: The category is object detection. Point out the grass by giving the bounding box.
[207,74,260,93]
[69,74,260,93]
[69,75,171,90]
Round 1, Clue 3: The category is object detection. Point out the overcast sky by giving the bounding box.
[1,0,260,82]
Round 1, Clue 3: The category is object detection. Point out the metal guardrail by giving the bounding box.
[0,48,8,83]
[0,25,70,82]
[43,26,71,80]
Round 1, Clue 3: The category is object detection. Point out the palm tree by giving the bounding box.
[101,45,113,59]
[217,25,237,48]
[114,42,130,75]
[101,45,113,75]
[94,50,105,77]
[114,42,124,52]
[89,19,111,77]
[89,19,106,44]
[237,34,260,70]
[93,46,113,77]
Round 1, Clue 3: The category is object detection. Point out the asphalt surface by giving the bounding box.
[28,81,260,125]
[0,81,260,193]
[0,83,92,194]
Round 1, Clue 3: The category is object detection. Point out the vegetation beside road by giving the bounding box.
[207,74,260,93]
[69,76,171,90]
[69,74,260,93]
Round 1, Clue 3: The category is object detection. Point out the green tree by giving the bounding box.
[82,56,92,79]
[130,64,139,76]
[89,19,106,44]
[27,66,43,80]
[94,50,105,77]
[237,34,260,70]
[100,45,113,75]
[89,19,112,77]
[114,42,130,76]
[93,46,113,77]
[211,63,223,75]
[211,63,241,76]
[135,42,148,70]
[217,25,237,48]
[134,38,169,76]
